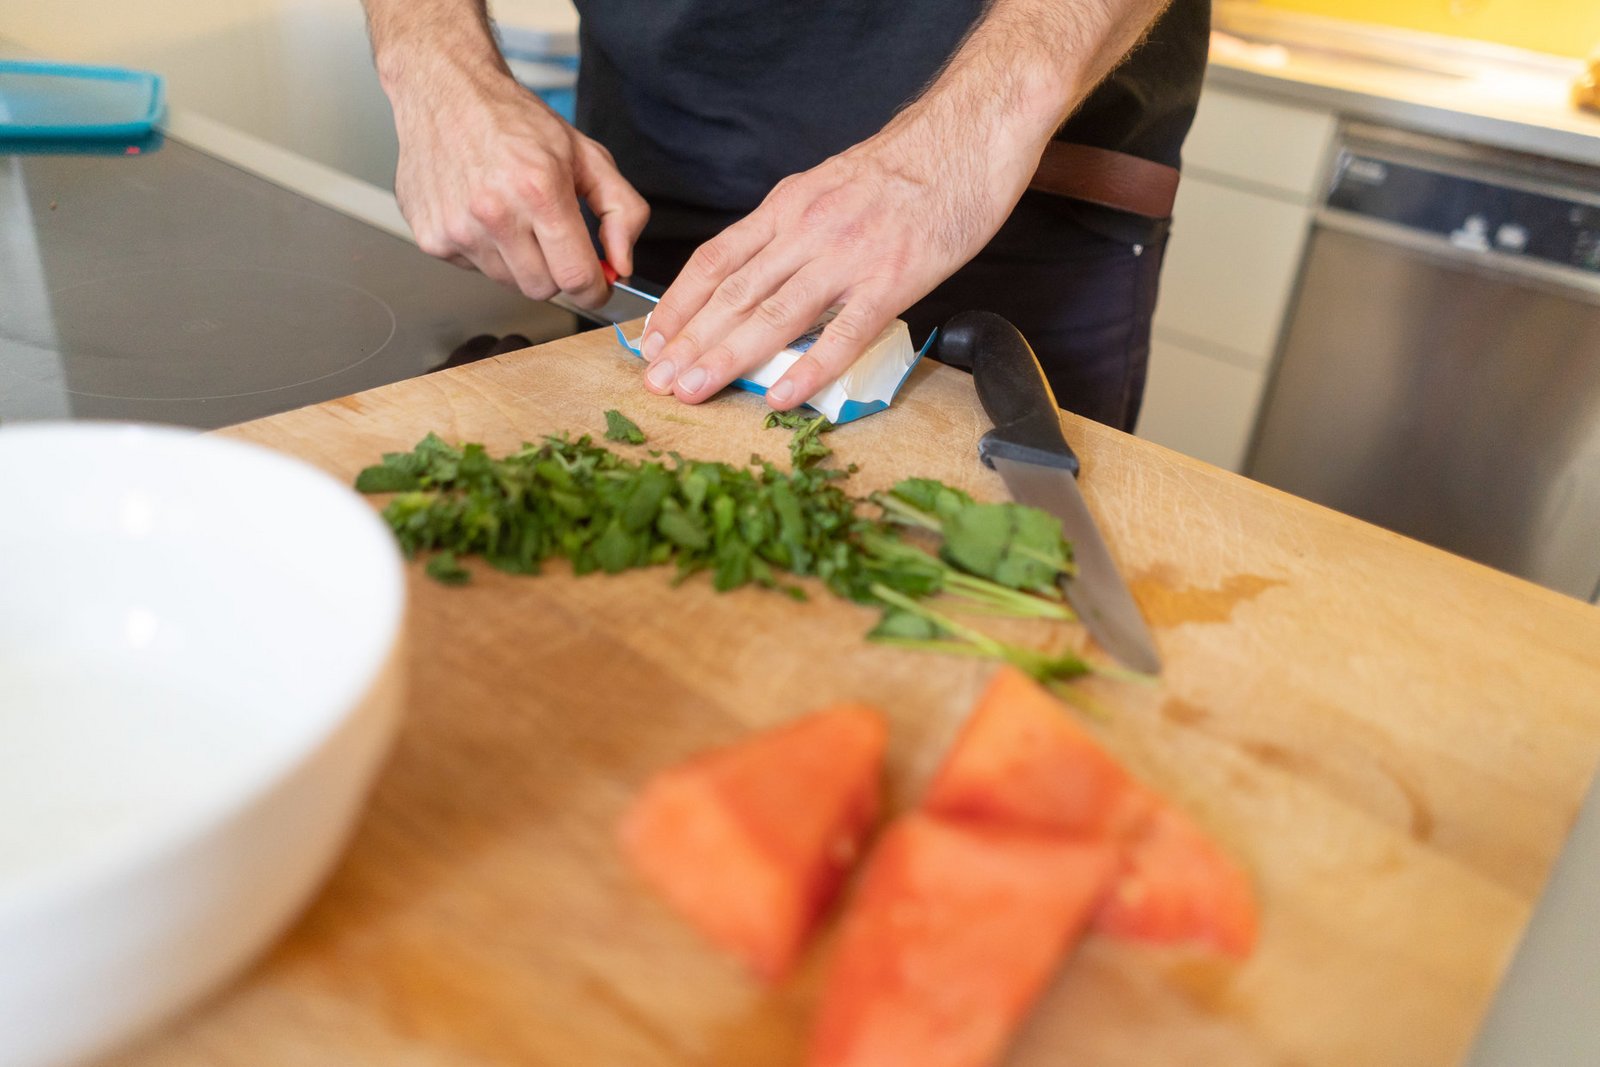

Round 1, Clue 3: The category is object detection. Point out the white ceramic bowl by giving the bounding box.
[0,423,405,1067]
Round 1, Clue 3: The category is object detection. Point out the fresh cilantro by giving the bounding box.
[763,409,834,469]
[603,409,647,445]
[353,409,1123,688]
[425,551,471,585]
[354,463,421,494]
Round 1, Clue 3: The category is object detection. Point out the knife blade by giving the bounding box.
[550,266,662,326]
[933,311,1161,675]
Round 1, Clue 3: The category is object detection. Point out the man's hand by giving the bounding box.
[638,0,1168,409]
[366,0,648,309]
[637,113,1030,410]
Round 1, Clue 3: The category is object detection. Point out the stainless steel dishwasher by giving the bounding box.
[1248,123,1600,602]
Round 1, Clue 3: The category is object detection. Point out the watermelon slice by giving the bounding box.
[1095,804,1259,960]
[808,813,1117,1067]
[619,703,888,981]
[922,666,1152,837]
[922,667,1258,959]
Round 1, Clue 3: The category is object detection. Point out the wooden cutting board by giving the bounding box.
[109,326,1600,1067]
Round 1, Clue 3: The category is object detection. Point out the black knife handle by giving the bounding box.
[933,311,1080,476]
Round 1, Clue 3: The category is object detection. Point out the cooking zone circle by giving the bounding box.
[40,267,396,400]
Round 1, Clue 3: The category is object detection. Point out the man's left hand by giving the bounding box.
[636,116,1034,411]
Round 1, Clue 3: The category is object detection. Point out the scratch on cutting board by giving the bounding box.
[326,394,368,416]
[1239,740,1436,844]
[580,974,695,1061]
[1161,697,1213,726]
[1130,568,1286,628]
[1161,690,1440,847]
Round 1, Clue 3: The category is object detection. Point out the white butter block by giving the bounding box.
[616,309,926,424]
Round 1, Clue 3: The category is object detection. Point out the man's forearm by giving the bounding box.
[362,0,508,97]
[890,0,1172,174]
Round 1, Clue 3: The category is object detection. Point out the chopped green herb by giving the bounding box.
[353,409,1121,688]
[603,409,647,445]
[763,409,834,469]
[425,550,471,586]
[866,584,1090,684]
[354,463,420,494]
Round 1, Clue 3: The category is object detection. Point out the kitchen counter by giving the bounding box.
[1209,2,1600,167]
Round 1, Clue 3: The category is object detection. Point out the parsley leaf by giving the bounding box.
[603,409,647,445]
[354,463,421,494]
[425,551,471,585]
[763,409,834,469]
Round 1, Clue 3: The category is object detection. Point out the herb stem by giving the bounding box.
[869,583,1010,657]
[943,572,1074,619]
[874,494,944,532]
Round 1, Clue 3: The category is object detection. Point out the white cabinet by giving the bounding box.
[1182,84,1338,200]
[1136,81,1337,472]
[1154,178,1316,363]
[1139,338,1271,472]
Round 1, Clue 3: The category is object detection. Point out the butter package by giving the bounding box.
[615,309,930,424]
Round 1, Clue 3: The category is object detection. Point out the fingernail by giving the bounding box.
[769,379,795,404]
[642,332,664,361]
[646,360,676,390]
[678,367,707,394]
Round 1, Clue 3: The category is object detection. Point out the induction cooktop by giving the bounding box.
[0,131,577,429]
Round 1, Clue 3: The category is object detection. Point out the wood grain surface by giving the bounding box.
[109,326,1600,1067]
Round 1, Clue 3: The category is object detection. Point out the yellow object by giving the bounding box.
[1576,55,1600,114]
[1256,0,1600,60]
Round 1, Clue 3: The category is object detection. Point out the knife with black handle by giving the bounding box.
[934,311,1161,674]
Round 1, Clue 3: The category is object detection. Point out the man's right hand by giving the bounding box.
[378,41,648,310]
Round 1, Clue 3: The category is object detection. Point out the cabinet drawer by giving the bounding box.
[1136,337,1270,473]
[1155,176,1313,367]
[1184,81,1337,201]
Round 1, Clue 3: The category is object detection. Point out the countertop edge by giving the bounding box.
[1206,59,1600,168]
[162,109,412,242]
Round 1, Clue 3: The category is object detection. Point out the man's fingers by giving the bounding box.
[766,292,893,411]
[595,200,649,279]
[529,188,610,309]
[642,218,773,362]
[658,268,837,405]
[575,142,650,278]
[643,243,810,394]
[495,227,560,302]
[464,243,519,291]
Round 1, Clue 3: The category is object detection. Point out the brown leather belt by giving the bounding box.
[1028,141,1179,220]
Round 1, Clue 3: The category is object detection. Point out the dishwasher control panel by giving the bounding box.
[1327,148,1600,273]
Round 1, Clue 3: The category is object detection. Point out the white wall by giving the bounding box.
[0,0,401,187]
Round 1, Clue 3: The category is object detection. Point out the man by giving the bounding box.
[362,0,1208,431]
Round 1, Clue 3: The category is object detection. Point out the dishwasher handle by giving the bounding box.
[1314,207,1600,304]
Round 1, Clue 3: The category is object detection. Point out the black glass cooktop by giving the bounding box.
[0,132,576,428]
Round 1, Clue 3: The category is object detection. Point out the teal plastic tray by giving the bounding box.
[0,60,165,140]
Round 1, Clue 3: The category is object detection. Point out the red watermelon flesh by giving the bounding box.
[922,667,1257,958]
[619,703,888,982]
[1095,803,1259,960]
[923,666,1153,837]
[807,813,1117,1067]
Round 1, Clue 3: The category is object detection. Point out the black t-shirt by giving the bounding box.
[572,0,1210,242]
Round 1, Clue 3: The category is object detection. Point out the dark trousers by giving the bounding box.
[631,191,1171,433]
